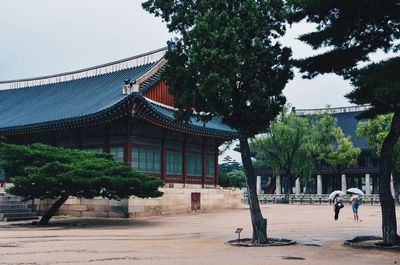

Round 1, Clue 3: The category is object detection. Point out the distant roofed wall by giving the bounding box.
[296,105,372,150]
[295,105,371,116]
[0,47,167,90]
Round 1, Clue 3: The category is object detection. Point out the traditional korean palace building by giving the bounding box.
[0,48,238,188]
[254,105,393,196]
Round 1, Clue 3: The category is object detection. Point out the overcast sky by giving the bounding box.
[0,0,359,110]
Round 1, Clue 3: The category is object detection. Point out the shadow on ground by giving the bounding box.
[0,217,160,230]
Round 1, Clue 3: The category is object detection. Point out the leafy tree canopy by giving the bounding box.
[356,114,400,204]
[286,0,400,78]
[286,0,400,244]
[346,57,400,118]
[252,108,360,193]
[0,143,163,224]
[226,170,246,189]
[357,114,395,157]
[321,133,361,171]
[252,107,312,179]
[143,0,293,244]
[143,0,292,136]
[219,156,243,173]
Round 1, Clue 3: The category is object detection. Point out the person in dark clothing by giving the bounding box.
[333,194,344,221]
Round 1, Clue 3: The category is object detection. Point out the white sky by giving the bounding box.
[0,0,395,163]
[0,0,355,109]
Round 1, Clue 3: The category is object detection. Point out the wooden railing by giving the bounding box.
[243,193,381,205]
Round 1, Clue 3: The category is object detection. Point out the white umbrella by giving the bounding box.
[347,188,364,195]
[329,190,345,199]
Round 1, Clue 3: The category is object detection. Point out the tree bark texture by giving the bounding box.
[379,111,400,244]
[239,135,268,244]
[38,194,69,225]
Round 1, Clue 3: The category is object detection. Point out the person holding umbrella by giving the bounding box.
[329,190,345,221]
[347,188,364,222]
[333,193,344,221]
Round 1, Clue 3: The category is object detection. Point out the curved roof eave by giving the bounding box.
[133,93,238,140]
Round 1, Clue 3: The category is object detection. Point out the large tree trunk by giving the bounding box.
[379,111,400,245]
[239,135,268,244]
[38,194,69,225]
[284,174,295,203]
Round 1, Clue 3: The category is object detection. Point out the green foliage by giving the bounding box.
[218,156,243,173]
[252,108,360,190]
[321,133,361,171]
[143,0,293,243]
[286,0,400,78]
[218,156,244,188]
[357,114,394,157]
[287,0,400,243]
[346,58,400,118]
[252,107,313,180]
[0,143,164,201]
[357,114,400,170]
[226,170,246,189]
[143,0,293,137]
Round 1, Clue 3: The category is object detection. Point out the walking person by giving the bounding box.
[333,194,344,221]
[350,193,360,221]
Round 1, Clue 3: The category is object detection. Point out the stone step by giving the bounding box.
[0,204,30,210]
[0,192,37,222]
[0,211,37,219]
[0,207,31,213]
[0,196,23,202]
[2,216,39,222]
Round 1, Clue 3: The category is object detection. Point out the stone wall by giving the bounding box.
[37,188,244,218]
[38,197,128,218]
[128,188,244,218]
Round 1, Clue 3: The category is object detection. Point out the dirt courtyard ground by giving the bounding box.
[1,204,399,265]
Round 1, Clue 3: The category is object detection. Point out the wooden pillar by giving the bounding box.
[201,144,205,188]
[317,174,323,195]
[275,175,281,195]
[51,132,57,147]
[256,176,262,195]
[161,137,166,182]
[76,128,82,150]
[103,125,110,153]
[341,174,347,192]
[365,173,371,195]
[124,117,132,165]
[182,140,186,187]
[295,177,301,194]
[214,146,218,187]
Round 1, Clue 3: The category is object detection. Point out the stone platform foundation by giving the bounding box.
[37,188,244,218]
[129,188,244,218]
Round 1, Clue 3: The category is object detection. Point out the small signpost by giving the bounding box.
[235,228,243,241]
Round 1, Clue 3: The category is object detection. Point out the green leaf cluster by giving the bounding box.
[286,0,400,78]
[143,0,293,137]
[0,143,163,201]
[346,58,400,119]
[357,114,400,170]
[251,108,360,186]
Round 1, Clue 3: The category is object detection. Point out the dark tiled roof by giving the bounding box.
[334,111,370,150]
[0,62,157,134]
[135,94,237,139]
[139,71,162,94]
[0,55,238,139]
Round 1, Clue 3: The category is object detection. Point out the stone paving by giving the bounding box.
[0,204,399,265]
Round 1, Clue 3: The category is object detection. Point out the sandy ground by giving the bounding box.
[0,204,399,265]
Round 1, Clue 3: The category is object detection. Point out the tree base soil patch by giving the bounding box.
[227,237,295,247]
[344,236,400,250]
